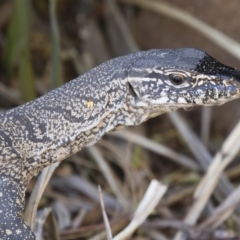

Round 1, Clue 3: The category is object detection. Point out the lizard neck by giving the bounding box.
[0,52,146,187]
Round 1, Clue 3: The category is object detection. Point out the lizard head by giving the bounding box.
[127,48,240,119]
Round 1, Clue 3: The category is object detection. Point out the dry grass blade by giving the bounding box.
[52,201,71,230]
[33,208,52,240]
[118,0,240,60]
[51,175,119,210]
[143,219,190,231]
[168,111,236,204]
[44,188,95,210]
[111,130,199,171]
[198,185,240,232]
[196,123,240,199]
[105,0,139,53]
[72,209,87,229]
[24,162,59,229]
[201,107,212,146]
[98,186,113,240]
[44,209,61,240]
[17,0,35,101]
[174,120,240,240]
[168,112,212,169]
[88,146,129,209]
[113,180,167,240]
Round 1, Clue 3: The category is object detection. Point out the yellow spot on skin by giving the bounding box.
[87,100,93,108]
[6,229,12,235]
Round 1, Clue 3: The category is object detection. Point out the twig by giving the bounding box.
[98,186,113,240]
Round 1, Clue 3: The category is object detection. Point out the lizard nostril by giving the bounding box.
[221,68,240,83]
[232,70,240,83]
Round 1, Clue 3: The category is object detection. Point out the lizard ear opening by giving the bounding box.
[127,82,138,98]
[127,78,143,99]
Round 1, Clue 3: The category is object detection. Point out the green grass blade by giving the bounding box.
[49,0,63,89]
[4,0,35,101]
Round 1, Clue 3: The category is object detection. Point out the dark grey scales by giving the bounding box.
[0,48,240,239]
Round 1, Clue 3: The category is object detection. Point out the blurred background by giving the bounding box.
[1,0,240,239]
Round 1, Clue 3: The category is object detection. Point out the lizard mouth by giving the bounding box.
[186,75,240,106]
[148,82,240,107]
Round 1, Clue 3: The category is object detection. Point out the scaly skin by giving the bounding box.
[0,48,240,239]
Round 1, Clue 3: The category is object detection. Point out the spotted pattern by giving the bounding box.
[0,177,35,239]
[0,48,240,239]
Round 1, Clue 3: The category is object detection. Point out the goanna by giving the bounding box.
[0,48,240,239]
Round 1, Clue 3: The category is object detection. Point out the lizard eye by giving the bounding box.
[169,74,185,85]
